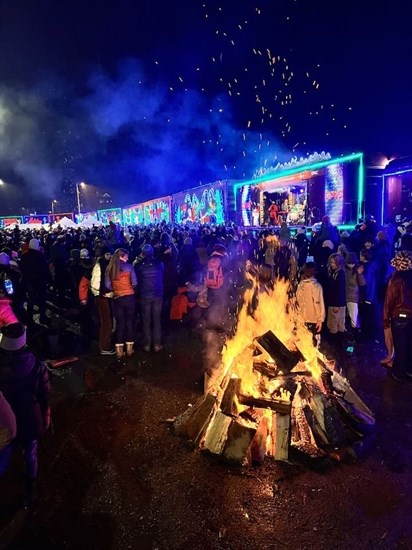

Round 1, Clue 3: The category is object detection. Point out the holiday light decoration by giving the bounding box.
[122,204,145,226]
[97,208,122,225]
[23,214,50,225]
[142,197,171,225]
[172,182,226,225]
[254,152,332,178]
[0,216,23,228]
[325,163,344,226]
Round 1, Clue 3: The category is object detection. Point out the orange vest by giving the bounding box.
[112,271,135,298]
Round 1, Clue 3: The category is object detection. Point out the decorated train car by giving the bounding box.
[97,207,122,225]
[171,181,226,225]
[142,196,171,225]
[229,152,364,228]
[0,216,23,228]
[122,203,145,225]
[74,211,98,224]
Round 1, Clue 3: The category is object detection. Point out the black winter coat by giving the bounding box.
[0,349,50,442]
[20,249,49,287]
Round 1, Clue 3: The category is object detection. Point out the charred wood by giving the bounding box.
[255,330,304,373]
[250,417,269,463]
[238,394,291,414]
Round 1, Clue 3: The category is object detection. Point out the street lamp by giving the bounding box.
[76,182,85,215]
[51,199,57,216]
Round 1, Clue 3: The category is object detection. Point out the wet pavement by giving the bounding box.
[1,321,412,550]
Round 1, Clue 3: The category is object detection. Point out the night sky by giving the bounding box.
[0,0,411,213]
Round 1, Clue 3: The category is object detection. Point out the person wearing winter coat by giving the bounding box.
[0,323,51,507]
[359,248,378,341]
[177,237,201,285]
[19,238,49,326]
[0,251,26,324]
[77,249,95,342]
[295,227,309,268]
[0,390,16,472]
[383,250,412,382]
[296,262,325,347]
[344,252,366,331]
[90,247,115,355]
[0,296,18,328]
[324,253,346,339]
[105,248,137,358]
[134,244,164,352]
[50,235,71,306]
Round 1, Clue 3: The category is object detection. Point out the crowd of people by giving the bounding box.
[1,213,412,507]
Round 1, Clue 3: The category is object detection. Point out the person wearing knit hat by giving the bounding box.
[28,238,40,251]
[0,253,10,266]
[383,250,412,382]
[0,322,51,507]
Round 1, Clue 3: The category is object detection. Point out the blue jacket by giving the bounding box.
[135,257,164,300]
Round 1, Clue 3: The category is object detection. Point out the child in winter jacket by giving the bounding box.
[344,252,366,331]
[296,262,325,347]
[324,253,346,336]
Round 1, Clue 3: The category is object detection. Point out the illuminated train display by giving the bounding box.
[117,153,363,229]
[0,153,364,228]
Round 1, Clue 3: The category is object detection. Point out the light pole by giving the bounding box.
[51,199,57,216]
[76,182,85,215]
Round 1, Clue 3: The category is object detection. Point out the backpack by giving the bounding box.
[205,256,224,289]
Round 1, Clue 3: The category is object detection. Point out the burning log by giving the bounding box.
[250,416,269,463]
[270,413,290,461]
[253,360,311,379]
[238,394,291,415]
[173,393,217,444]
[255,330,304,373]
[202,411,232,455]
[222,419,257,464]
[220,377,241,416]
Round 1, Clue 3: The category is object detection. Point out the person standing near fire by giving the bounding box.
[324,253,346,347]
[296,262,325,347]
[383,249,412,382]
[203,244,232,392]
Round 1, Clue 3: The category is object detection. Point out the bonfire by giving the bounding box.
[172,272,375,465]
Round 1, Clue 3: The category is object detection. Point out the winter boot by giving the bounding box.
[126,342,134,357]
[115,343,125,359]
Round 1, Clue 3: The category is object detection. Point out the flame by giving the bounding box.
[219,276,324,397]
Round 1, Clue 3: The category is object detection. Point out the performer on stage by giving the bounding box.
[268,202,279,226]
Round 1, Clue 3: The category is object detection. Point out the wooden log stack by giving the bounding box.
[172,330,375,466]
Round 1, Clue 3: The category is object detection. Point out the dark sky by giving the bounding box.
[0,0,411,212]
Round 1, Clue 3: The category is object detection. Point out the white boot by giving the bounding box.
[126,342,134,357]
[115,343,124,359]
